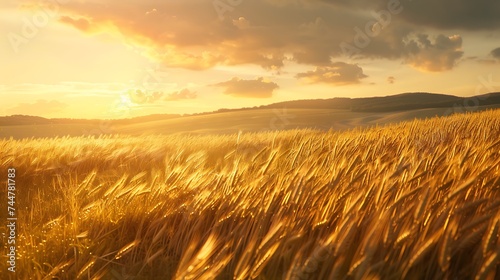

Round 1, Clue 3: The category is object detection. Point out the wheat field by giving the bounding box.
[1,110,500,279]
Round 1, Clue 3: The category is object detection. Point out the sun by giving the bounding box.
[108,93,135,116]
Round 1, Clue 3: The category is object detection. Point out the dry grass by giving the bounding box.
[1,109,500,279]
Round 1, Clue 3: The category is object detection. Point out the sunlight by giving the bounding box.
[109,93,134,116]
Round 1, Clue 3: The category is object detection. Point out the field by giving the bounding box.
[3,104,500,139]
[1,109,500,279]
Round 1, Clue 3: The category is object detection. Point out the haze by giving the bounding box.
[1,0,500,119]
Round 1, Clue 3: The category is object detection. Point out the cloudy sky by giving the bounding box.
[1,0,500,118]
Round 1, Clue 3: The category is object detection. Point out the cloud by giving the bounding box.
[30,0,486,73]
[232,17,250,29]
[145,8,157,15]
[320,0,500,30]
[36,0,386,70]
[165,89,197,101]
[59,16,93,32]
[6,99,68,116]
[491,47,500,60]
[128,89,163,104]
[296,62,367,85]
[387,76,395,84]
[214,77,279,98]
[403,34,464,72]
[396,0,500,30]
[473,48,500,64]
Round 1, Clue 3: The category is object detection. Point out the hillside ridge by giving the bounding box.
[1,92,500,126]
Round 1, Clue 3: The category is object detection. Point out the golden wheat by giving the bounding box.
[0,110,499,279]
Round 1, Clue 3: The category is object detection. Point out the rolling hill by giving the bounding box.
[1,92,500,139]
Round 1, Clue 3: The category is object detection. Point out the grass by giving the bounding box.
[1,109,500,279]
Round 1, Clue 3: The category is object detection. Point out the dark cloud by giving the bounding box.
[491,47,500,59]
[403,34,464,72]
[387,76,395,84]
[165,89,197,101]
[320,0,500,30]
[214,77,279,98]
[296,62,367,85]
[6,99,68,116]
[38,0,368,70]
[398,0,500,30]
[35,0,483,73]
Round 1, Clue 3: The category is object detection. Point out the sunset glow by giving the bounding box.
[1,0,500,118]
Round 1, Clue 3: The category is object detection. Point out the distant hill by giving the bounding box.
[1,92,500,127]
[0,113,181,126]
[259,92,500,112]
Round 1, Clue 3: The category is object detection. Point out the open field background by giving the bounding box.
[117,105,500,136]
[2,104,500,139]
[1,110,500,279]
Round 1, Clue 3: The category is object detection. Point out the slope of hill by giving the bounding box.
[261,92,500,112]
[115,104,500,136]
[3,104,499,139]
[2,92,500,139]
[0,113,181,126]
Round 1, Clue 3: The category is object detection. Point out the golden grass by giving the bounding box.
[1,109,500,279]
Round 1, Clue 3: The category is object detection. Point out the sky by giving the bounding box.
[1,0,500,119]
